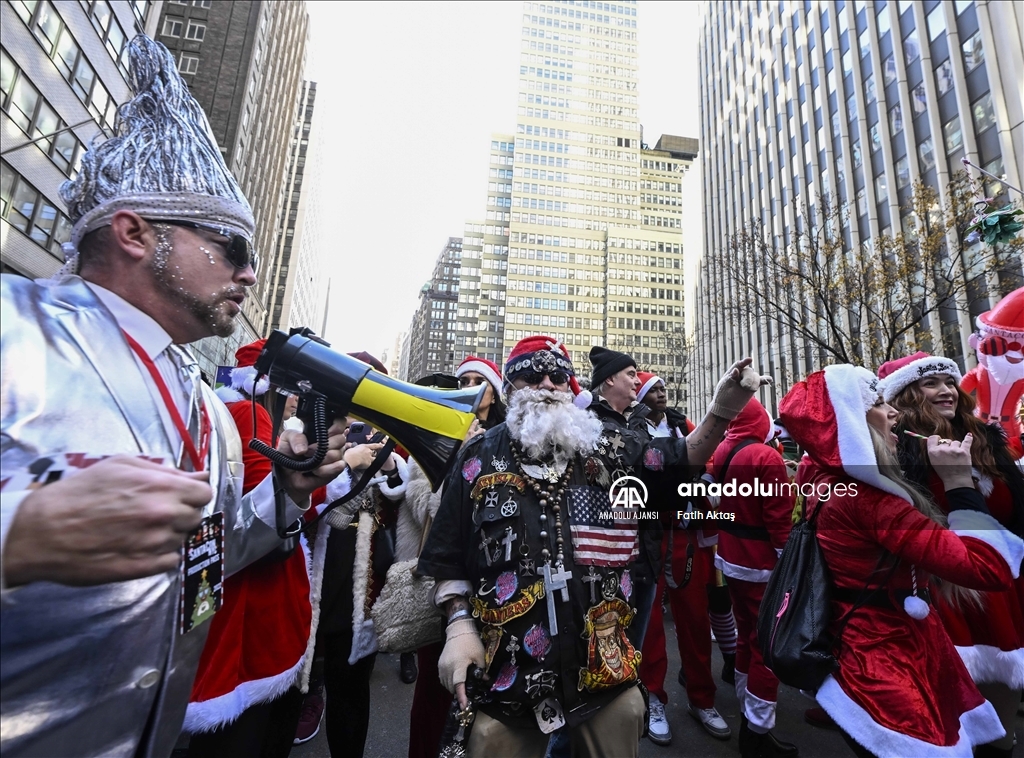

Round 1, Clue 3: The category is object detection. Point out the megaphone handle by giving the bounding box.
[249,396,330,471]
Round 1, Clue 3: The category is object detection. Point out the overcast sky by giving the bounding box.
[305,1,701,360]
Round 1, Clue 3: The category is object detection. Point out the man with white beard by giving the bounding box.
[418,336,768,757]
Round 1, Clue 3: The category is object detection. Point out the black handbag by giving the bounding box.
[758,501,898,691]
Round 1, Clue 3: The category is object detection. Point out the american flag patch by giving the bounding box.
[566,486,639,567]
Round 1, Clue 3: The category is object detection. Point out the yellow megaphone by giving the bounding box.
[254,330,482,491]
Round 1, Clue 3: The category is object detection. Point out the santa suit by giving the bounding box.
[780,365,1023,756]
[710,400,794,732]
[185,397,319,744]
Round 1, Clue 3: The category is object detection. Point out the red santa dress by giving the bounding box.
[779,364,1023,756]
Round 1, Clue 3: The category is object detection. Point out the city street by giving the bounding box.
[293,613,1000,758]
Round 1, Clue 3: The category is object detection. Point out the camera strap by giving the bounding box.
[308,437,399,525]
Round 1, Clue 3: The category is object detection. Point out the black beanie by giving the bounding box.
[589,346,636,388]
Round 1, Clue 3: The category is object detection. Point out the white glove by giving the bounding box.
[437,617,485,693]
[708,358,772,420]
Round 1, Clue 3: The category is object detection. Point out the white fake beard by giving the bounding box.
[983,352,1024,387]
[506,387,604,467]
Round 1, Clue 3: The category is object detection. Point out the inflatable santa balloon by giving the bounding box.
[962,287,1024,457]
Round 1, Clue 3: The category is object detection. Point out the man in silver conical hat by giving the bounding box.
[0,35,348,758]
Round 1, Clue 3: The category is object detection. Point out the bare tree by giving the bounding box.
[709,171,1018,370]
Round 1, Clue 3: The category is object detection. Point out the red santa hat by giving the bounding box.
[876,351,963,404]
[636,371,663,402]
[780,364,910,504]
[455,356,503,399]
[504,335,592,409]
[977,287,1024,339]
[347,351,388,375]
[228,339,269,397]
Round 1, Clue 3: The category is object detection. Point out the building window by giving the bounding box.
[865,74,877,103]
[895,156,910,188]
[918,137,936,171]
[875,174,889,204]
[870,123,883,152]
[983,156,1005,197]
[883,55,897,86]
[897,0,913,14]
[877,4,891,35]
[926,5,946,40]
[904,29,920,64]
[847,94,858,122]
[955,0,973,14]
[856,188,867,216]
[178,53,199,75]
[853,140,863,168]
[859,28,871,59]
[943,116,963,153]
[162,17,183,37]
[962,31,984,72]
[972,93,996,133]
[842,48,853,78]
[185,21,205,41]
[911,84,927,114]
[935,59,954,95]
[192,0,212,6]
[889,103,903,136]
[0,160,73,255]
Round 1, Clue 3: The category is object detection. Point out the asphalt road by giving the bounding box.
[293,612,1022,757]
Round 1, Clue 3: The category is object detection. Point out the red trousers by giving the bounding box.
[728,577,779,730]
[408,642,449,758]
[638,531,717,709]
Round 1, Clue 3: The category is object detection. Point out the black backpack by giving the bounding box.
[757,499,897,691]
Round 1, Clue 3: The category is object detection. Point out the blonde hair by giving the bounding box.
[869,426,982,610]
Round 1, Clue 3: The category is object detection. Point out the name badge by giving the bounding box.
[180,512,224,635]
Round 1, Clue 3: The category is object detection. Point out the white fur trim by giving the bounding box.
[215,385,246,404]
[742,689,777,732]
[395,460,439,562]
[714,554,772,583]
[184,653,305,733]
[824,364,912,503]
[978,313,1024,340]
[456,360,504,399]
[816,674,1004,756]
[574,389,593,409]
[948,509,1024,578]
[734,669,749,713]
[903,594,931,619]
[229,365,269,396]
[878,357,962,404]
[696,530,718,548]
[956,644,1024,688]
[637,375,662,402]
[349,510,378,664]
[298,522,329,692]
[377,454,409,500]
[971,469,994,498]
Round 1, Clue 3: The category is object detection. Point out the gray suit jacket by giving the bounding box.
[0,274,297,758]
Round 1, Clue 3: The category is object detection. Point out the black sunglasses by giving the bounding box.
[520,371,570,386]
[154,220,259,274]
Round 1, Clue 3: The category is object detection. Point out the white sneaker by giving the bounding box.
[647,694,672,746]
[687,704,732,740]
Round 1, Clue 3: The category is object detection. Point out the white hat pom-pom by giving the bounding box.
[904,594,930,619]
[574,389,593,409]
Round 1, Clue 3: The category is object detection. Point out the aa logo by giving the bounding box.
[609,476,648,509]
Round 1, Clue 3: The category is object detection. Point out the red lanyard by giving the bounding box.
[123,331,210,471]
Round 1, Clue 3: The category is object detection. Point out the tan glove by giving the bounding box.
[437,617,486,693]
[708,358,772,420]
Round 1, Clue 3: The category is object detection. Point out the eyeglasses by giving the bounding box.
[153,220,259,274]
[519,371,570,386]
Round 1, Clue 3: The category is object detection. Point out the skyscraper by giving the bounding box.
[156,0,309,375]
[449,0,695,395]
[693,0,1023,410]
[2,0,160,277]
[404,236,463,381]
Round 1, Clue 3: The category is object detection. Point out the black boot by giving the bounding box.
[739,716,799,758]
[399,652,418,684]
[721,652,736,685]
[974,745,1013,758]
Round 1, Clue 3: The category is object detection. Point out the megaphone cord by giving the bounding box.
[250,395,330,471]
